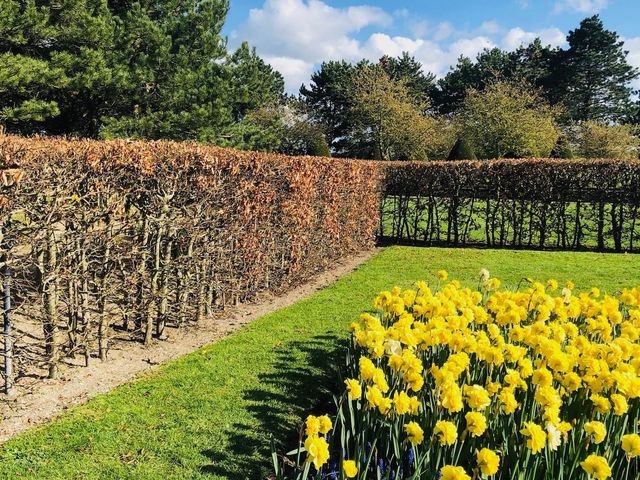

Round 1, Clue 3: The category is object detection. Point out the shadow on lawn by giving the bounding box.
[200,333,348,479]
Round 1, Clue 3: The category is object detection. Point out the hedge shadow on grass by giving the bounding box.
[199,333,348,479]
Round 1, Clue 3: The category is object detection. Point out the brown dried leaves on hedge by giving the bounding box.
[0,136,382,376]
[384,158,640,204]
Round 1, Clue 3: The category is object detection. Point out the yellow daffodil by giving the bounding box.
[304,434,329,469]
[584,421,606,444]
[476,448,500,476]
[580,454,611,480]
[520,422,546,454]
[343,460,358,478]
[465,411,487,437]
[440,465,471,480]
[434,420,458,446]
[404,421,424,445]
[622,433,640,458]
[344,378,361,400]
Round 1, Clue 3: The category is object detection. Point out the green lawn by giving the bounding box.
[2,247,640,480]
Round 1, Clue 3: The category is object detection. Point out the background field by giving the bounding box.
[1,246,639,480]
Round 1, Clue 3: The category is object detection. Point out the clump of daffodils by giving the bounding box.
[275,270,640,479]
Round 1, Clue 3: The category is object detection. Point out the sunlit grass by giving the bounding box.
[1,247,639,479]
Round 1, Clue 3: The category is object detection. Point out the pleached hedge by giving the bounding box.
[2,136,640,391]
[381,159,640,251]
[0,136,382,381]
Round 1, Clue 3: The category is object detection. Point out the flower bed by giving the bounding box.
[274,270,640,479]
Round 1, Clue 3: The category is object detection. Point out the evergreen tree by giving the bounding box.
[448,137,477,161]
[560,15,639,123]
[550,135,575,159]
[1,0,283,143]
[0,0,117,135]
[433,48,512,114]
[381,53,436,106]
[509,39,564,104]
[301,54,436,156]
[300,60,360,156]
[227,42,284,123]
[101,0,233,141]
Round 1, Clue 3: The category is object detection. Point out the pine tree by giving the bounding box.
[509,39,564,105]
[227,42,284,123]
[0,0,116,135]
[433,48,512,114]
[381,53,436,106]
[300,60,360,156]
[561,15,639,123]
[101,0,233,141]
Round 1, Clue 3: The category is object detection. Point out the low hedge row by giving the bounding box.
[384,159,640,203]
[382,158,640,251]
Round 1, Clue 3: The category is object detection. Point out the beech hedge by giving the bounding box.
[381,158,640,251]
[0,136,382,380]
[1,136,639,389]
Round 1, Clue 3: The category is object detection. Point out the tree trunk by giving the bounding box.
[98,223,113,361]
[43,230,59,379]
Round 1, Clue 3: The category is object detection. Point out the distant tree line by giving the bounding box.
[1,7,639,160]
[301,15,640,160]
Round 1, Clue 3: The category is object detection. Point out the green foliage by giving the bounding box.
[228,105,286,152]
[561,16,639,123]
[573,121,640,159]
[432,16,638,124]
[301,55,436,158]
[0,0,116,135]
[300,60,360,156]
[227,42,285,122]
[462,80,560,159]
[0,0,284,142]
[99,0,235,142]
[425,117,460,161]
[448,137,477,161]
[433,48,512,115]
[550,135,575,159]
[380,52,436,105]
[233,102,330,157]
[350,65,436,160]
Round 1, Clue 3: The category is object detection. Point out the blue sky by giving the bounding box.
[224,0,640,92]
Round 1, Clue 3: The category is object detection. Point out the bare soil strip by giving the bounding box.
[0,249,378,443]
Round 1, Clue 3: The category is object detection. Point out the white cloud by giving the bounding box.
[359,33,495,78]
[406,20,454,41]
[480,21,501,35]
[408,19,429,38]
[234,0,575,92]
[238,0,391,65]
[502,27,566,50]
[624,38,640,69]
[433,22,455,41]
[450,36,496,60]
[264,56,316,90]
[553,0,608,14]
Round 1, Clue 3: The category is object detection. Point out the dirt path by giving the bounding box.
[0,249,379,443]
